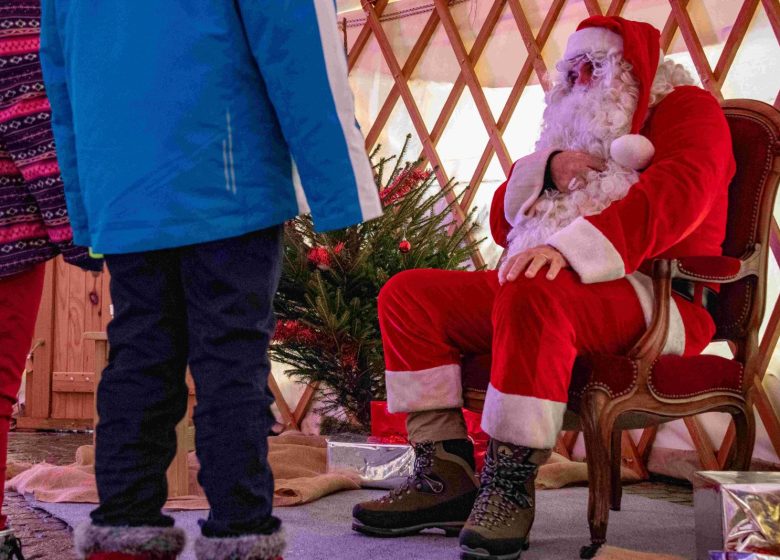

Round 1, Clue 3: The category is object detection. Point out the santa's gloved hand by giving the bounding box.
[549,151,606,193]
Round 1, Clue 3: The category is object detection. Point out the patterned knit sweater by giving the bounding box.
[0,1,99,278]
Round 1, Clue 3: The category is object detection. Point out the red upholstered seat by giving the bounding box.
[462,352,743,410]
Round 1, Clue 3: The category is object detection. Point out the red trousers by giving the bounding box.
[0,264,46,528]
[379,268,714,449]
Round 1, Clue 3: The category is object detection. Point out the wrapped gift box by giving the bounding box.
[693,471,780,560]
[709,553,780,560]
[326,433,414,489]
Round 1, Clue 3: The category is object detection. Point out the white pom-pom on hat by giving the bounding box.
[610,134,655,170]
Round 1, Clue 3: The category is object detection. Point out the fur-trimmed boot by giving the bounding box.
[0,527,24,560]
[74,523,186,560]
[459,440,551,560]
[194,529,285,560]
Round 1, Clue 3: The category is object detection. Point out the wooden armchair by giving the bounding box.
[462,99,780,557]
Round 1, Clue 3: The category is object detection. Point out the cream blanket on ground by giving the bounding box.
[6,435,640,509]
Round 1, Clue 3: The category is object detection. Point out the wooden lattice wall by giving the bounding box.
[344,0,780,472]
[20,1,780,473]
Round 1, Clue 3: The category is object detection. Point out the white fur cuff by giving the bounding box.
[504,147,558,227]
[547,217,625,283]
[386,364,463,413]
[195,530,286,560]
[74,523,186,559]
[481,384,567,449]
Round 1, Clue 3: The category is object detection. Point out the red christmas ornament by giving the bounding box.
[307,246,331,270]
[398,239,411,253]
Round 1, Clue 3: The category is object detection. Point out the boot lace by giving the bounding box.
[471,447,537,529]
[378,441,444,503]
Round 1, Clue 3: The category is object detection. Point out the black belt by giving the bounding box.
[671,278,718,316]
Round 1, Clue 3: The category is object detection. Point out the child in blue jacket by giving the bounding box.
[40,1,382,559]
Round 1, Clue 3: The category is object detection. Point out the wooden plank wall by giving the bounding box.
[22,257,198,429]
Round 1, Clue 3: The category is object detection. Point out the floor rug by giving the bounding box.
[29,487,695,560]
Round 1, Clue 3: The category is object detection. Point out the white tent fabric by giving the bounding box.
[283,0,780,467]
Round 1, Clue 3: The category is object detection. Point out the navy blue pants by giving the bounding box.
[91,227,282,537]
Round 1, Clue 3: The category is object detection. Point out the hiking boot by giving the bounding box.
[352,439,479,537]
[459,440,551,560]
[0,528,24,560]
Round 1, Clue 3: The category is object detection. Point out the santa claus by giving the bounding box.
[353,16,735,560]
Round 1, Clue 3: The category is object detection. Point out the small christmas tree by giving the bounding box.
[271,135,483,429]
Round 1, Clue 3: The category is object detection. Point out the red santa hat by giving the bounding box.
[564,16,661,169]
[564,16,661,135]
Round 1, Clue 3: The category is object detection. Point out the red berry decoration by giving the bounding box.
[399,239,411,253]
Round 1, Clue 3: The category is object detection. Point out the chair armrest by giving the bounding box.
[671,246,761,283]
[628,246,761,384]
[628,259,673,365]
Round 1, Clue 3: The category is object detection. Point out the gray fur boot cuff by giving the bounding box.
[74,523,186,559]
[194,529,286,560]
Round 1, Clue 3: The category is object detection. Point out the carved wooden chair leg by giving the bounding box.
[728,402,756,471]
[609,430,623,512]
[580,392,612,559]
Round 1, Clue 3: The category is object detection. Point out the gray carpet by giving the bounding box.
[31,488,695,559]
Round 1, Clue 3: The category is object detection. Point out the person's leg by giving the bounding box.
[178,227,285,560]
[0,264,45,529]
[79,250,188,560]
[353,269,496,537]
[461,270,647,559]
[381,269,495,441]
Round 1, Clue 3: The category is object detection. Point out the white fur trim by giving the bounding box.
[547,217,625,283]
[386,364,463,413]
[610,134,655,170]
[481,384,566,449]
[564,27,623,59]
[194,529,285,560]
[504,147,559,226]
[625,272,686,355]
[74,523,186,558]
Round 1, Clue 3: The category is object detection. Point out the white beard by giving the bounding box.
[506,59,640,257]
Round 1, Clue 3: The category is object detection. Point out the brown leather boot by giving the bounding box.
[459,440,551,559]
[352,440,479,537]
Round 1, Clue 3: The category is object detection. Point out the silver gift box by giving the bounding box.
[709,553,780,560]
[694,471,780,560]
[326,435,414,489]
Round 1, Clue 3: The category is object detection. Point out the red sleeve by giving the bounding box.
[490,180,511,248]
[489,161,520,248]
[547,87,735,283]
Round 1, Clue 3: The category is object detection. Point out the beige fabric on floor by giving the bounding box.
[5,434,638,508]
[5,433,360,510]
[537,452,642,489]
[595,545,687,560]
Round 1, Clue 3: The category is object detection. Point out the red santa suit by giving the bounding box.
[379,16,736,449]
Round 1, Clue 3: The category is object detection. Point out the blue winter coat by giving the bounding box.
[40,1,382,254]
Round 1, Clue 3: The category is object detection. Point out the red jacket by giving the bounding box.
[491,86,735,284]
